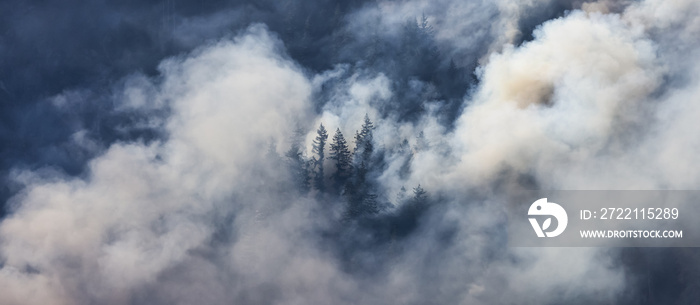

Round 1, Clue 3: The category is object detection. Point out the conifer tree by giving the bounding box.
[353,114,375,166]
[330,128,351,187]
[412,184,427,204]
[312,124,328,191]
[286,127,310,193]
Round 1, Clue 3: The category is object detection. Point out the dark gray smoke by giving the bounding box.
[1,0,699,304]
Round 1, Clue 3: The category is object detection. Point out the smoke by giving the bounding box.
[0,25,319,304]
[447,10,662,189]
[1,0,700,304]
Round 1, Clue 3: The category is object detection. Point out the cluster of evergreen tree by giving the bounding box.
[283,114,429,220]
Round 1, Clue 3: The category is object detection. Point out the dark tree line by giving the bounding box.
[284,114,429,220]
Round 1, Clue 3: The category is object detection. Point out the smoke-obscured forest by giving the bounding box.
[1,0,700,304]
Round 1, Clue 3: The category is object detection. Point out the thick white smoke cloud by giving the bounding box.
[447,11,661,189]
[0,25,331,304]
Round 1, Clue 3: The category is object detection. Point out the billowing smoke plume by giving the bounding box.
[1,0,700,304]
